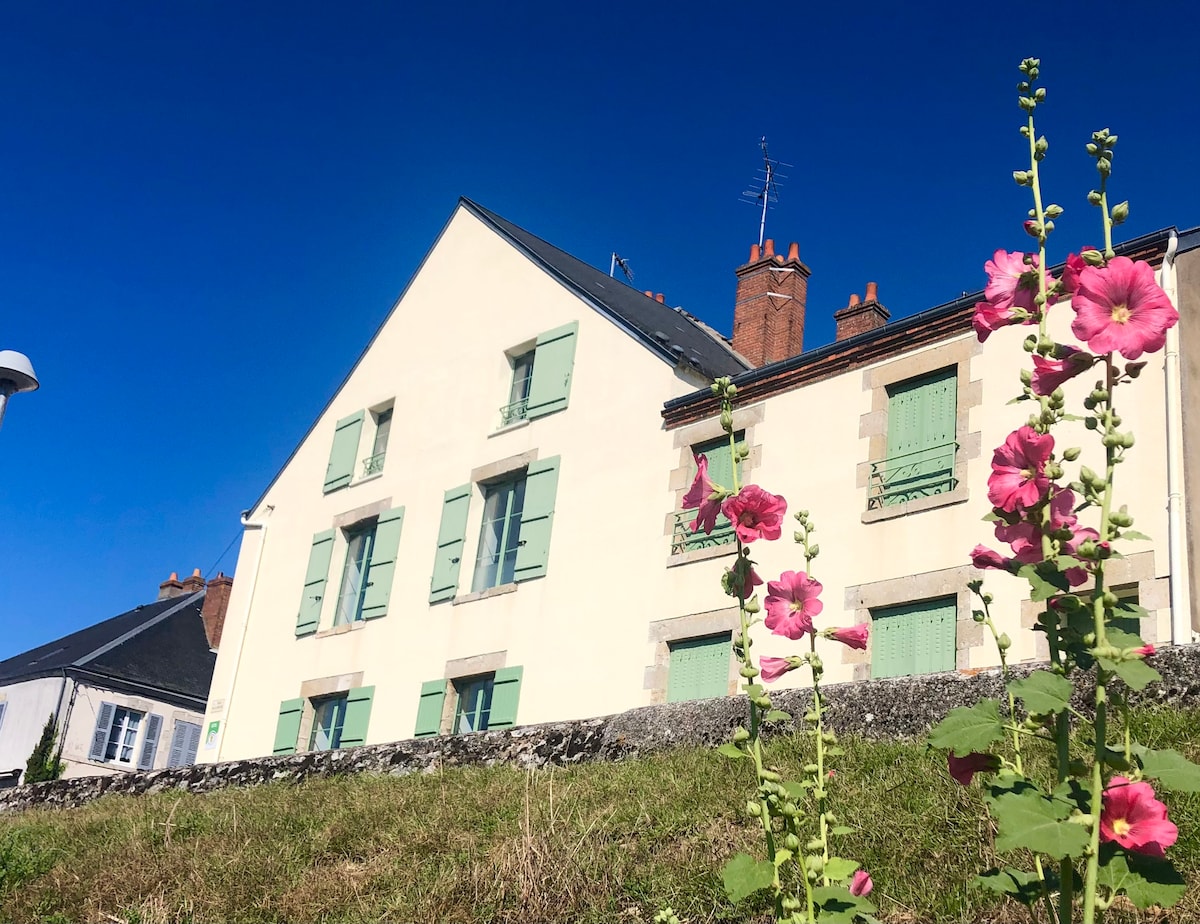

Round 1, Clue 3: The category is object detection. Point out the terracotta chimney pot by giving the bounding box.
[848,293,860,306]
[865,281,879,302]
[749,243,761,263]
[787,242,799,262]
[181,568,205,594]
[643,290,654,298]
[655,293,665,304]
[763,239,775,258]
[158,571,185,601]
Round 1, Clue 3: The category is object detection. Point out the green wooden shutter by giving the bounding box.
[513,457,560,583]
[414,680,446,737]
[273,698,304,754]
[526,321,578,419]
[339,686,375,748]
[870,598,957,679]
[885,369,956,505]
[488,666,524,729]
[361,508,405,620]
[684,434,742,549]
[88,703,116,761]
[666,635,732,702]
[324,411,364,493]
[297,530,335,636]
[430,485,472,603]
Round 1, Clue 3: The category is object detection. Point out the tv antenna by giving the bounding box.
[609,253,634,283]
[740,136,790,247]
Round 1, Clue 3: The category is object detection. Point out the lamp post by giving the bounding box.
[0,350,39,433]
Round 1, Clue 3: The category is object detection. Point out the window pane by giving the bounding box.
[334,526,377,625]
[453,677,494,734]
[372,409,393,457]
[472,485,509,592]
[310,695,349,751]
[509,352,535,405]
[498,478,526,585]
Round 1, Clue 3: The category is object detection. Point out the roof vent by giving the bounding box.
[653,330,670,343]
[670,345,685,358]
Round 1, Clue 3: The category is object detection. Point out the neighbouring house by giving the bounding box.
[0,570,232,782]
[199,198,1197,764]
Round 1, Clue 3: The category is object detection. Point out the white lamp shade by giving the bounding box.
[0,350,39,394]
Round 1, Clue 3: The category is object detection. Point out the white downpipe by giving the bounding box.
[214,507,273,761]
[1158,232,1193,644]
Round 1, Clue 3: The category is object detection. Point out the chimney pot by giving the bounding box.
[158,571,185,601]
[849,293,860,306]
[865,281,879,302]
[181,568,205,594]
[643,290,654,298]
[200,571,234,650]
[655,293,665,304]
[749,243,761,263]
[732,234,810,367]
[763,239,775,258]
[787,242,799,262]
[833,285,890,342]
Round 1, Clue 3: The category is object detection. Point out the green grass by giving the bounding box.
[0,707,1197,923]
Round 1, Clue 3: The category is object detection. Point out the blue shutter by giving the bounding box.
[297,530,335,636]
[512,457,560,583]
[361,508,405,620]
[414,680,447,737]
[89,702,116,761]
[340,686,375,748]
[273,698,305,755]
[137,714,163,770]
[487,667,524,730]
[526,322,578,419]
[430,485,471,603]
[324,411,364,493]
[184,722,201,765]
[167,722,188,768]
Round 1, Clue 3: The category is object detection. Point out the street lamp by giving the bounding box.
[0,350,39,432]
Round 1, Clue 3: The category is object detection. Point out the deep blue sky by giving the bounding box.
[2,1,1198,659]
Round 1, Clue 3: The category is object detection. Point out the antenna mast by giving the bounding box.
[740,136,790,247]
[609,253,634,283]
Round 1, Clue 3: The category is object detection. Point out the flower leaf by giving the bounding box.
[990,787,1090,858]
[1096,848,1186,909]
[721,852,775,902]
[1097,656,1161,691]
[1008,670,1073,714]
[823,857,860,881]
[763,710,791,723]
[928,699,1005,756]
[1139,748,1200,792]
[811,885,877,920]
[973,867,1046,905]
[1018,563,1070,602]
[716,743,747,760]
[1120,529,1152,541]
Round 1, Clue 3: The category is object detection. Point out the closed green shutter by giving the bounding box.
[324,411,365,493]
[667,635,732,702]
[513,457,560,582]
[414,680,446,737]
[273,698,305,754]
[526,321,578,419]
[339,686,375,748]
[430,485,472,603]
[870,598,957,679]
[488,666,524,729]
[884,369,957,505]
[683,433,742,550]
[297,530,335,636]
[361,508,405,620]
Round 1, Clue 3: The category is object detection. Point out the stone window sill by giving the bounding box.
[666,542,739,568]
[314,620,369,639]
[489,419,531,439]
[861,485,969,523]
[452,582,519,606]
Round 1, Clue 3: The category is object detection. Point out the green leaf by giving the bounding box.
[823,857,860,881]
[1120,529,1151,541]
[1101,657,1162,692]
[829,825,855,836]
[1008,670,1072,714]
[716,743,747,760]
[721,853,775,903]
[1018,563,1070,602]
[928,699,1005,756]
[772,848,793,867]
[781,781,806,800]
[825,745,845,757]
[763,710,791,723]
[1140,748,1200,792]
[1105,627,1145,650]
[990,787,1090,858]
[973,867,1045,905]
[812,885,876,918]
[1096,848,1186,909]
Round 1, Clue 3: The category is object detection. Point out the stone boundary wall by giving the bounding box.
[4,644,1199,815]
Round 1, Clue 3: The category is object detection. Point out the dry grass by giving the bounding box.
[0,708,1196,923]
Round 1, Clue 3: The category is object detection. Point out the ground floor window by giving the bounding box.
[870,597,957,678]
[309,694,349,751]
[666,634,731,702]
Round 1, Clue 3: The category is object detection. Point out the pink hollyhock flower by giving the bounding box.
[722,485,787,544]
[1134,643,1156,657]
[849,870,873,897]
[1031,346,1095,396]
[759,656,795,684]
[1061,250,1095,295]
[1100,776,1178,857]
[971,544,1010,570]
[727,562,762,600]
[947,752,1000,786]
[1071,256,1180,360]
[827,625,869,650]
[764,570,823,640]
[682,453,724,535]
[985,250,1041,313]
[988,426,1054,512]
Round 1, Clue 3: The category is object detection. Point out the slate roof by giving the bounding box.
[0,592,215,702]
[463,199,750,380]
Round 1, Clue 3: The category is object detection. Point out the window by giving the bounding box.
[673,433,742,554]
[414,666,524,737]
[167,720,202,768]
[870,597,957,679]
[333,523,377,626]
[666,634,732,702]
[453,675,494,734]
[472,476,526,592]
[0,702,6,733]
[495,321,578,429]
[309,694,349,751]
[363,407,393,477]
[870,368,957,508]
[322,400,395,492]
[88,702,163,769]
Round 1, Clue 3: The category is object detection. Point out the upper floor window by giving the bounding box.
[495,322,578,430]
[333,522,378,626]
[672,433,742,555]
[472,475,527,592]
[322,399,395,493]
[363,407,393,477]
[870,368,957,509]
[500,350,536,426]
[309,694,349,751]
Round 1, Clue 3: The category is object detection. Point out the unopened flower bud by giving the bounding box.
[726,383,738,397]
[1045,203,1062,217]
[804,763,819,774]
[746,801,762,817]
[785,833,801,851]
[720,408,733,431]
[973,610,986,623]
[997,633,1012,651]
[1126,361,1146,379]
[794,531,804,543]
[744,595,761,614]
[1080,466,1099,485]
[1062,446,1081,462]
[1019,368,1033,386]
[1111,201,1129,224]
[710,382,721,395]
[1082,249,1105,266]
[732,727,750,743]
[982,591,994,604]
[809,543,820,558]
[1120,432,1135,449]
[1023,334,1038,353]
[1087,190,1103,205]
[739,665,759,679]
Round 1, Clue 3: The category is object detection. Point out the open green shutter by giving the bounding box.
[273,698,304,754]
[513,457,559,582]
[297,530,335,636]
[361,508,405,620]
[488,666,523,729]
[414,680,446,737]
[667,635,732,702]
[340,686,375,748]
[871,599,956,679]
[526,321,578,419]
[430,485,471,603]
[324,411,364,493]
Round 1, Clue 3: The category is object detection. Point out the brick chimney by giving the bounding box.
[157,572,185,600]
[731,238,811,366]
[200,572,234,650]
[833,281,890,341]
[181,568,205,595]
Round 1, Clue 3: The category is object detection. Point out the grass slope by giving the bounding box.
[0,708,1196,923]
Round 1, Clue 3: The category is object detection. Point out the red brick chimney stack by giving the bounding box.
[181,568,205,595]
[834,282,891,341]
[158,572,184,600]
[200,572,234,650]
[731,238,811,366]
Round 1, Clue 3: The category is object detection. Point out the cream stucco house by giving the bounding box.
[200,200,1198,763]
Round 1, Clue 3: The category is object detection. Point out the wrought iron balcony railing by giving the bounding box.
[362,453,386,477]
[867,442,958,509]
[670,510,736,556]
[498,397,529,428]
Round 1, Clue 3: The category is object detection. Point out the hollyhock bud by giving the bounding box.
[850,870,874,897]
